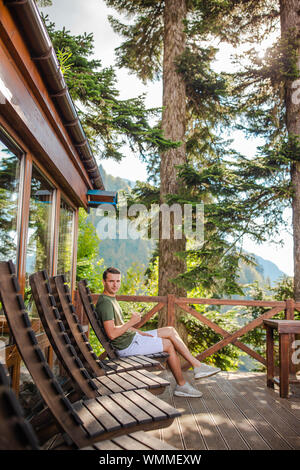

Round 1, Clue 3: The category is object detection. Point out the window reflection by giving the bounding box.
[0,138,21,264]
[25,166,54,315]
[57,198,74,286]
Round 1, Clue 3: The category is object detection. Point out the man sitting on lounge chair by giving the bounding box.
[95,267,221,398]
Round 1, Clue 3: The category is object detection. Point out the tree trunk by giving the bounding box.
[159,0,187,340]
[280,0,300,301]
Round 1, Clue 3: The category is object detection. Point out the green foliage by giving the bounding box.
[36,0,52,6]
[176,47,231,119]
[131,149,287,297]
[42,16,177,161]
[185,0,279,45]
[104,0,164,81]
[231,35,300,146]
[118,263,147,295]
[181,311,241,370]
[180,275,298,372]
[89,328,105,356]
[56,48,73,76]
[76,209,105,293]
[108,12,163,82]
[0,150,20,261]
[234,283,275,368]
[271,134,300,165]
[272,276,294,301]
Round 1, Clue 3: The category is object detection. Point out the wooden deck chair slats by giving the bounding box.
[30,271,169,397]
[78,280,118,359]
[81,431,176,451]
[0,261,180,449]
[53,275,163,373]
[0,261,91,446]
[77,279,169,366]
[0,361,177,451]
[0,362,40,450]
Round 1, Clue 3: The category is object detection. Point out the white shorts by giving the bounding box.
[117,329,163,357]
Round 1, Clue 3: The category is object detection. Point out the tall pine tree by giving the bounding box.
[280,0,300,301]
[103,0,282,333]
[104,0,237,336]
[206,0,300,301]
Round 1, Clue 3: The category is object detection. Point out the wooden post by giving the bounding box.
[286,299,297,378]
[167,294,175,327]
[266,326,274,389]
[279,333,290,398]
[285,299,295,320]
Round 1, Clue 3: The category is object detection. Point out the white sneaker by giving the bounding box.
[194,363,221,379]
[174,382,203,397]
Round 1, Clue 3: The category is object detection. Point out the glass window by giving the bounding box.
[57,198,74,285]
[25,165,55,314]
[0,136,22,264]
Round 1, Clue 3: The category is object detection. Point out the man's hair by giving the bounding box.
[103,267,121,280]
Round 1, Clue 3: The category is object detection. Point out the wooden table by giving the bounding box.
[264,320,300,398]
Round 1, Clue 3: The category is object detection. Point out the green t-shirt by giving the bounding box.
[95,294,135,350]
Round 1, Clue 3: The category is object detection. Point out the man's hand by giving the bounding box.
[129,312,141,326]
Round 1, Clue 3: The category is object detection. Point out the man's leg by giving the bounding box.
[158,327,202,368]
[123,330,202,397]
[162,337,203,397]
[162,338,185,386]
[158,326,221,379]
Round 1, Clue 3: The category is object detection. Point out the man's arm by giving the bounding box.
[103,312,141,340]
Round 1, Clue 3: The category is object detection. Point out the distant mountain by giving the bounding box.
[239,254,288,287]
[253,254,288,285]
[98,164,135,192]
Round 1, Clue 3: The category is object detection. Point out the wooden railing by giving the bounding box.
[2,294,297,394]
[74,293,297,370]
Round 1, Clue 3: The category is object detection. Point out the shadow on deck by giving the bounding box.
[147,369,300,450]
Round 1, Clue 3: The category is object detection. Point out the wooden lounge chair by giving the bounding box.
[50,274,162,375]
[0,361,176,451]
[77,279,169,366]
[0,260,180,448]
[30,270,169,396]
[0,362,40,450]
[80,431,176,451]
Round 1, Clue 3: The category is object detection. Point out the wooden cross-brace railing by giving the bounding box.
[176,301,284,369]
[2,291,297,394]
[74,292,296,371]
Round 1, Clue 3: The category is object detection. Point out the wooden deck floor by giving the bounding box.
[147,369,300,450]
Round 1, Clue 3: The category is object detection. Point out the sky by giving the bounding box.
[40,0,293,276]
